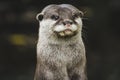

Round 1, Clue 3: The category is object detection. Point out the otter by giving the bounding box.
[34,4,87,80]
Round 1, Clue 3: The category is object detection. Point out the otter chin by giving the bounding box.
[59,29,73,36]
[55,29,77,37]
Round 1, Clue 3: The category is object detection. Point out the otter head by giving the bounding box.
[36,4,83,38]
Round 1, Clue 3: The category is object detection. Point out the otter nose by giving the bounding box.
[63,20,73,26]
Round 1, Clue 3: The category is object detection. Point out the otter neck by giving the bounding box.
[38,32,83,46]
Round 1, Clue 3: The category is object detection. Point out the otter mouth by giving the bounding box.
[55,29,77,37]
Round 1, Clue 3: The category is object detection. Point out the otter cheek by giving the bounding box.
[40,19,56,30]
[71,25,78,31]
[75,18,83,27]
[54,25,66,32]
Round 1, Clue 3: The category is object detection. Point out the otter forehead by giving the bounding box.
[41,4,83,19]
[41,4,80,13]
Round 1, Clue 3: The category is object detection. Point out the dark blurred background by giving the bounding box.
[0,0,120,80]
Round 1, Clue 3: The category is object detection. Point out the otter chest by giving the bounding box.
[42,44,82,67]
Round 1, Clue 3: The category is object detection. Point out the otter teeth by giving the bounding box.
[59,32,65,36]
[59,30,73,36]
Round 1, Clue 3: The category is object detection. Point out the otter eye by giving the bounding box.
[51,15,59,20]
[73,14,79,19]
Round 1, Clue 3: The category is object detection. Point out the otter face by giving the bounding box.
[36,4,83,38]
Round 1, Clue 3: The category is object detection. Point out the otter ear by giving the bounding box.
[36,13,44,21]
[79,11,84,17]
